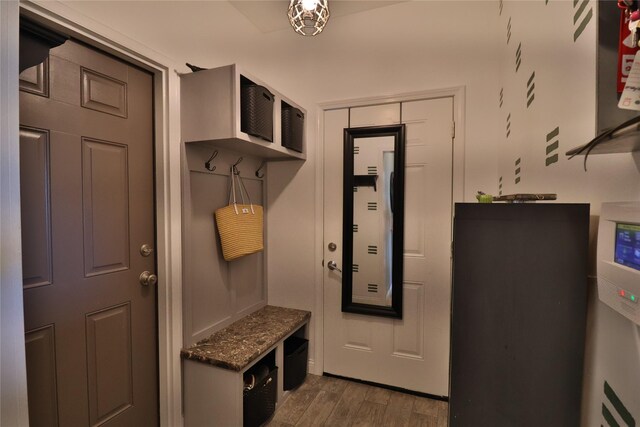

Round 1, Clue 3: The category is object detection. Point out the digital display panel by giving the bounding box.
[614,223,640,271]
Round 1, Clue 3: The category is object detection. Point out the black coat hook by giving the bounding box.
[255,161,266,178]
[232,157,243,175]
[205,150,218,172]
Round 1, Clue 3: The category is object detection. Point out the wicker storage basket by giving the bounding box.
[243,366,278,427]
[283,336,308,390]
[282,104,304,153]
[241,83,274,142]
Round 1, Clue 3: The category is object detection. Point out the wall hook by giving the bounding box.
[204,150,218,172]
[232,157,243,175]
[255,161,266,178]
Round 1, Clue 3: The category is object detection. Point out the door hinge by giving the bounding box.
[451,121,456,139]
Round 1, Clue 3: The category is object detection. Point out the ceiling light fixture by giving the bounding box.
[288,0,330,36]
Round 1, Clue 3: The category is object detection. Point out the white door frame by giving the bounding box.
[1,1,184,425]
[313,87,466,376]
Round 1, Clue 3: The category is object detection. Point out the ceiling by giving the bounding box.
[229,0,406,33]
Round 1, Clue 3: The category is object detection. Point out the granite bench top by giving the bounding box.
[180,305,311,372]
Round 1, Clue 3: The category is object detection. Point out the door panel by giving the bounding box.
[86,303,133,425]
[344,315,374,351]
[350,103,400,127]
[392,282,424,359]
[403,164,427,257]
[20,39,157,426]
[80,68,128,118]
[323,98,454,395]
[19,58,49,97]
[81,138,130,277]
[25,325,59,427]
[405,120,428,147]
[19,127,53,289]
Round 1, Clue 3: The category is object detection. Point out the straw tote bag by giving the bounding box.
[214,166,264,261]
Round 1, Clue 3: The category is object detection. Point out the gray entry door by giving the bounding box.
[19,39,158,426]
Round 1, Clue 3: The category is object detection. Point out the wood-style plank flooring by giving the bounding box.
[266,374,448,427]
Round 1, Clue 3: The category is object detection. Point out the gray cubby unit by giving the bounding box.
[180,64,309,346]
[180,64,311,426]
[180,64,306,160]
[181,306,310,427]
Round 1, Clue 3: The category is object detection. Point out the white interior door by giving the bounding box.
[323,98,454,396]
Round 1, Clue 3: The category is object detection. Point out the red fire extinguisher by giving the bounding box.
[618,3,640,92]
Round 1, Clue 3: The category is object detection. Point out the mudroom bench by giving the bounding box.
[181,305,310,427]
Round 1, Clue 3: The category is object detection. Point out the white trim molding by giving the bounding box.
[1,1,30,425]
[314,87,466,375]
[312,105,325,376]
[7,2,185,425]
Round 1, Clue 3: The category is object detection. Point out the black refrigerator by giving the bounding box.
[450,203,589,427]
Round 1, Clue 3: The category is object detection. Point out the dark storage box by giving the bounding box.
[281,103,304,153]
[283,336,308,390]
[241,81,274,142]
[243,366,278,427]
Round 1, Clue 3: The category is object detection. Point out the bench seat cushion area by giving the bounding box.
[181,305,311,371]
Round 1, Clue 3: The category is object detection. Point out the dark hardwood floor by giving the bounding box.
[266,374,448,427]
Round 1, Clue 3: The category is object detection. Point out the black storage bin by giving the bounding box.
[241,80,274,142]
[281,103,304,153]
[283,336,308,390]
[243,366,278,427]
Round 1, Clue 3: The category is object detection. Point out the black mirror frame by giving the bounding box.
[342,124,405,319]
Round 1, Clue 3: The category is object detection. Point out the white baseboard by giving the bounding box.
[307,358,321,375]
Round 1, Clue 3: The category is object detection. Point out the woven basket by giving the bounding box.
[282,104,304,153]
[241,84,274,142]
[243,366,277,427]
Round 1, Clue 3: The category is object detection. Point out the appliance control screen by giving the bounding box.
[615,223,640,271]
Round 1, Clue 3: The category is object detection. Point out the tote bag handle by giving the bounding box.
[227,166,255,215]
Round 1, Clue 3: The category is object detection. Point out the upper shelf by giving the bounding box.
[566,118,640,156]
[180,64,306,161]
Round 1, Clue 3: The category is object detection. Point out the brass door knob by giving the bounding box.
[139,271,158,287]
